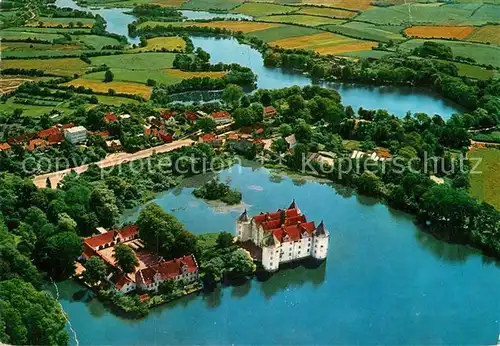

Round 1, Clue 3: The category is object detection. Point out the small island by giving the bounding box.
[193,177,242,205]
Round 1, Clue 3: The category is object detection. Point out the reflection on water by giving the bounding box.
[181,10,253,21]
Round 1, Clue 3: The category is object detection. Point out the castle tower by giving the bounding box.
[312,220,329,260]
[236,209,252,242]
[288,199,301,214]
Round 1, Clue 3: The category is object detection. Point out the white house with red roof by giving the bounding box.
[135,255,199,292]
[211,111,232,124]
[237,200,329,271]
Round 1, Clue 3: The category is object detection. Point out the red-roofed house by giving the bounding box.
[236,200,329,271]
[199,133,223,147]
[47,132,64,145]
[37,127,60,139]
[136,255,199,292]
[26,139,48,152]
[104,112,119,123]
[159,131,173,143]
[0,143,11,152]
[185,112,199,123]
[161,110,177,119]
[110,273,136,293]
[263,106,277,117]
[211,111,232,124]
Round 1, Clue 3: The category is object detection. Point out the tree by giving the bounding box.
[114,244,138,273]
[83,256,107,286]
[158,279,176,295]
[0,279,69,345]
[216,232,234,249]
[226,248,255,276]
[294,120,312,143]
[222,84,244,108]
[89,187,119,228]
[201,256,225,285]
[104,70,114,83]
[279,124,293,137]
[45,177,52,189]
[45,232,83,279]
[197,116,217,133]
[357,171,381,196]
[137,203,184,256]
[271,138,289,154]
[146,78,157,86]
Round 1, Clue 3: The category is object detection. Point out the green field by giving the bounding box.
[95,94,140,105]
[181,0,243,10]
[82,69,184,85]
[27,16,95,26]
[0,29,65,41]
[401,39,500,68]
[260,14,345,26]
[320,22,405,42]
[90,52,177,69]
[245,24,321,42]
[5,26,92,34]
[1,49,115,58]
[296,6,358,19]
[0,98,71,118]
[357,3,500,25]
[468,148,500,210]
[341,50,394,59]
[232,2,297,17]
[72,34,122,49]
[472,130,500,143]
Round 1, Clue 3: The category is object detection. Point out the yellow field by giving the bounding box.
[405,26,475,40]
[0,77,33,94]
[301,0,373,10]
[131,37,186,52]
[2,58,89,76]
[297,6,358,18]
[65,79,152,99]
[465,25,500,45]
[164,69,227,79]
[194,21,282,33]
[269,32,376,55]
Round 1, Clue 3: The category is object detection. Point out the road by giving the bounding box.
[33,139,194,188]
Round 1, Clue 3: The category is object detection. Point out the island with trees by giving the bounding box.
[192,177,243,205]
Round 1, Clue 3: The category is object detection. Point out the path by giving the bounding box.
[33,139,194,188]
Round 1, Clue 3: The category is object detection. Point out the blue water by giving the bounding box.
[181,10,253,21]
[55,164,499,345]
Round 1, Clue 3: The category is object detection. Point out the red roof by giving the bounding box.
[185,112,199,121]
[113,274,133,290]
[84,231,117,249]
[37,127,59,139]
[261,214,306,231]
[272,222,316,242]
[255,128,264,134]
[0,143,11,151]
[8,133,35,145]
[82,246,97,260]
[161,110,177,119]
[135,254,198,286]
[211,111,231,119]
[118,224,138,239]
[104,112,119,123]
[264,106,277,116]
[26,139,47,152]
[144,128,159,137]
[253,208,299,226]
[47,132,64,145]
[202,133,218,142]
[159,131,173,143]
[62,123,75,129]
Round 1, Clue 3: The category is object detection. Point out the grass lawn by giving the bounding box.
[260,14,345,26]
[2,57,90,76]
[232,2,297,17]
[6,26,92,34]
[0,98,71,118]
[72,34,122,49]
[357,3,496,25]
[181,0,244,10]
[1,42,84,52]
[296,6,358,18]
[95,95,141,105]
[321,22,405,43]
[245,24,320,42]
[468,148,500,210]
[472,131,500,143]
[341,50,394,59]
[90,52,177,69]
[401,39,500,68]
[0,29,65,41]
[300,0,374,11]
[129,37,186,52]
[26,17,95,28]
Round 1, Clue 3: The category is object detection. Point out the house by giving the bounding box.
[284,134,296,148]
[185,112,200,123]
[263,106,277,117]
[144,127,159,137]
[0,143,11,152]
[159,131,173,143]
[106,139,122,152]
[110,273,136,293]
[211,111,232,124]
[104,112,119,123]
[161,110,177,120]
[37,127,59,139]
[26,139,48,152]
[64,126,87,144]
[236,200,329,272]
[200,133,223,147]
[83,224,139,253]
[135,255,199,292]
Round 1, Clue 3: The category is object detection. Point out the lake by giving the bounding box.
[52,163,499,345]
[181,10,253,21]
[188,36,463,118]
[54,0,140,44]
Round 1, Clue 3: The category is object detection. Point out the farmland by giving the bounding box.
[468,148,500,210]
[26,16,95,28]
[321,22,406,43]
[269,32,377,55]
[465,25,500,45]
[404,26,475,39]
[181,0,244,10]
[260,14,345,26]
[231,2,296,17]
[65,79,153,98]
[2,57,90,76]
[296,6,358,18]
[299,0,374,10]
[401,39,500,67]
[130,37,186,52]
[90,53,177,70]
[190,20,283,33]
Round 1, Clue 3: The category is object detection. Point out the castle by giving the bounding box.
[236,200,329,272]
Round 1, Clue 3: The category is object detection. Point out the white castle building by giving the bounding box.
[236,200,329,272]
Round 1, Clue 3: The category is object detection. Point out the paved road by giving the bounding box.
[33,139,194,188]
